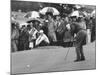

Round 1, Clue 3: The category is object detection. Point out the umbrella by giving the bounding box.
[79,5,95,13]
[75,5,81,9]
[82,11,88,17]
[70,10,80,17]
[70,10,87,17]
[24,11,40,19]
[91,10,96,17]
[39,7,60,15]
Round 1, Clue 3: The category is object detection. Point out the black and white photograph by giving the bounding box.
[11,0,96,75]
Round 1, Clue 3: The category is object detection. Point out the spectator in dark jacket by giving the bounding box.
[18,26,29,51]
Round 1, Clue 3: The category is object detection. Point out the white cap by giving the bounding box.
[39,30,44,33]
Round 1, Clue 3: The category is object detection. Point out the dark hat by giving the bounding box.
[78,15,84,19]
[27,25,31,28]
[70,16,77,18]
[46,12,53,17]
[11,22,16,28]
[27,18,41,23]
[22,25,26,28]
[77,16,84,22]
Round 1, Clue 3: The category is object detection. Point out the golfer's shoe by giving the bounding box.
[80,58,85,61]
[74,59,81,62]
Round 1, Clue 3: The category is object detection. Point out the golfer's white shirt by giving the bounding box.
[36,33,50,46]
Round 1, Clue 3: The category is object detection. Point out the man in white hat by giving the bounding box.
[35,30,50,47]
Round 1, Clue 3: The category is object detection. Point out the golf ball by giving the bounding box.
[27,65,30,67]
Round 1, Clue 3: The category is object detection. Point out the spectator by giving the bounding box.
[18,26,29,50]
[28,26,38,49]
[35,30,50,47]
[46,12,57,44]
[11,23,19,52]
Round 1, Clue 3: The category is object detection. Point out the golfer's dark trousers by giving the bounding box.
[75,29,87,60]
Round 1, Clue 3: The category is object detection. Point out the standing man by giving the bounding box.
[46,12,57,44]
[11,23,19,52]
[55,15,62,41]
[18,26,29,51]
[28,25,38,49]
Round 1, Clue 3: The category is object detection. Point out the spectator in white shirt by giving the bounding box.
[35,30,50,47]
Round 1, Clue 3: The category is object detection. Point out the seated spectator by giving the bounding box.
[35,30,50,47]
